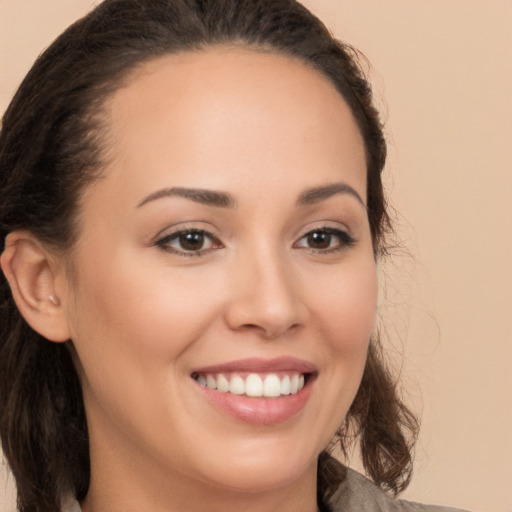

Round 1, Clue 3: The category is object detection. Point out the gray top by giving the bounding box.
[325,467,470,511]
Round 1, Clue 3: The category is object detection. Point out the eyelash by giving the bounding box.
[154,226,356,257]
[294,227,356,253]
[155,228,222,257]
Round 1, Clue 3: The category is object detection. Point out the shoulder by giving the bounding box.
[326,465,472,512]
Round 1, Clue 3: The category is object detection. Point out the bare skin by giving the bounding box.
[2,47,376,512]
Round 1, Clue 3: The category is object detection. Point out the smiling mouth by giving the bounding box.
[191,372,308,398]
[191,358,317,424]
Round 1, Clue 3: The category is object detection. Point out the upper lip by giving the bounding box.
[191,356,317,374]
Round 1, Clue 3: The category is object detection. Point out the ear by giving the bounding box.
[1,231,71,342]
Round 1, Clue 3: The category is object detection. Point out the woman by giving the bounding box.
[0,1,468,511]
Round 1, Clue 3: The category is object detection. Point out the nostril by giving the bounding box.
[223,269,308,338]
[238,321,303,340]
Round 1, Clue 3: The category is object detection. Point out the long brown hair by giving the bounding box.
[0,1,418,510]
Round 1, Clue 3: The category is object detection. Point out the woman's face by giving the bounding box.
[59,48,377,498]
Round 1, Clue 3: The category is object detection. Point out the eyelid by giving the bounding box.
[295,220,353,239]
[153,224,223,257]
[152,221,219,242]
[293,224,356,252]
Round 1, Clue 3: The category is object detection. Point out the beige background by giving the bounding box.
[1,1,511,511]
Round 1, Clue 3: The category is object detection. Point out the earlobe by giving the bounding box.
[0,231,71,342]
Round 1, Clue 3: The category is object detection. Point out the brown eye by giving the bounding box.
[156,229,221,255]
[294,227,356,252]
[179,231,206,251]
[306,231,332,249]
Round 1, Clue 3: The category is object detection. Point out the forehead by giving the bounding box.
[96,47,366,204]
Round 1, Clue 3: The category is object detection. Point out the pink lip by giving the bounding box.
[191,357,317,425]
[191,356,317,375]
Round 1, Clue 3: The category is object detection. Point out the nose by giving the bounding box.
[224,247,308,340]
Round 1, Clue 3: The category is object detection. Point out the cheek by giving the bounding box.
[66,248,225,376]
[311,258,378,351]
[64,251,223,440]
[298,256,377,447]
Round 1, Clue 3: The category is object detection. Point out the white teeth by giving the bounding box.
[263,374,281,397]
[245,374,263,397]
[195,372,308,397]
[280,375,291,395]
[229,375,245,395]
[217,374,229,393]
[290,374,299,394]
[206,374,217,389]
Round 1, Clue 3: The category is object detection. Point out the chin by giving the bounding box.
[185,431,322,495]
[200,457,314,494]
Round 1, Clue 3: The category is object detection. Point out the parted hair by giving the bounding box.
[0,1,418,511]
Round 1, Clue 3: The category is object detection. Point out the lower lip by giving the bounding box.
[194,376,315,425]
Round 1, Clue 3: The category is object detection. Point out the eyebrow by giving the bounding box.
[297,182,366,208]
[137,182,365,209]
[137,187,236,208]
